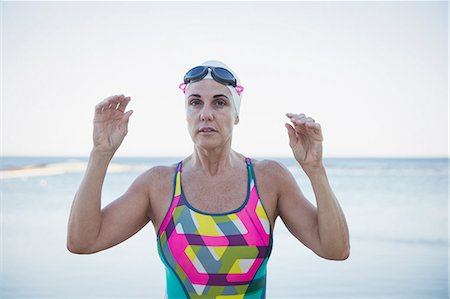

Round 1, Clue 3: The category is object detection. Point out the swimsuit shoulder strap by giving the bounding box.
[157,161,183,236]
[245,157,256,186]
[173,161,182,198]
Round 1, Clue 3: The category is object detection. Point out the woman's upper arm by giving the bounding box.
[85,169,154,254]
[274,162,322,255]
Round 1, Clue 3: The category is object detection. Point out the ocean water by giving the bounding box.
[0,156,448,298]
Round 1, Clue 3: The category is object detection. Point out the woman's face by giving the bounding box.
[185,79,239,150]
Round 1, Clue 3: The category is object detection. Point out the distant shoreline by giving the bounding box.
[0,161,149,179]
[1,156,447,179]
[0,155,450,162]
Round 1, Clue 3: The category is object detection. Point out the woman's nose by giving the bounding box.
[200,105,214,121]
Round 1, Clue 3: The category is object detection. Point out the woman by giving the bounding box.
[67,60,350,298]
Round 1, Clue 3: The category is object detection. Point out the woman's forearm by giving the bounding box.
[67,149,113,253]
[304,164,350,260]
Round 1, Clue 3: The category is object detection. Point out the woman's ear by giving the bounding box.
[234,115,240,125]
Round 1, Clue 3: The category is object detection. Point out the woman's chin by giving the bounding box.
[195,140,219,149]
[193,138,226,151]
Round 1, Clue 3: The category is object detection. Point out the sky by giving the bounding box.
[1,1,448,158]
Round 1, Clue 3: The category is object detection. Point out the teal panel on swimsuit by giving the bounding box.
[166,265,188,298]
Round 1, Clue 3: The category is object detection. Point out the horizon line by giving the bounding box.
[1,154,449,160]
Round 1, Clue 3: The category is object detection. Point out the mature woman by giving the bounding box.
[67,60,350,298]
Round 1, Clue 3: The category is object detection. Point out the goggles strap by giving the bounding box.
[179,83,188,94]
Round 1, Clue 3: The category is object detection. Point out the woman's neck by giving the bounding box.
[187,146,241,176]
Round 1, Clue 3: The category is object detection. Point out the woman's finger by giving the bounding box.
[304,117,315,126]
[96,95,129,113]
[286,113,321,134]
[117,97,131,112]
[289,113,305,121]
[96,96,117,111]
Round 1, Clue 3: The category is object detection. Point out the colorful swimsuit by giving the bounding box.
[157,158,273,298]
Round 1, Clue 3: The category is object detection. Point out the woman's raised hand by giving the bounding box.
[285,113,324,171]
[93,95,133,156]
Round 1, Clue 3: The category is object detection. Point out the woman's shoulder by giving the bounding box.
[248,158,293,186]
[133,162,180,188]
[146,163,179,180]
[249,158,290,175]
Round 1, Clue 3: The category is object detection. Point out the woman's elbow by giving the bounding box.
[329,244,350,260]
[318,243,350,261]
[67,242,85,254]
[66,237,95,255]
[336,246,350,260]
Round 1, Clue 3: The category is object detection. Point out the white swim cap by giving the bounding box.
[183,60,243,116]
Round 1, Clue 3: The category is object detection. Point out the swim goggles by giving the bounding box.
[179,66,244,95]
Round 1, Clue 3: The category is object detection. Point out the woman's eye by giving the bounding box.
[215,100,226,107]
[190,99,201,106]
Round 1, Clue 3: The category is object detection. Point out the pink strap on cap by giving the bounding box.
[179,83,188,94]
[235,85,244,95]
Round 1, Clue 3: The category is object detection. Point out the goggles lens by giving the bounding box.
[212,68,234,82]
[185,66,208,79]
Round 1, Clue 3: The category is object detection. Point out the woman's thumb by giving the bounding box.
[123,110,133,123]
[120,110,133,131]
[285,123,297,148]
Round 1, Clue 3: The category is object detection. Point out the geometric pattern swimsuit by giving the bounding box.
[157,157,273,298]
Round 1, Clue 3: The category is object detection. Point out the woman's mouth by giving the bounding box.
[198,127,217,134]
